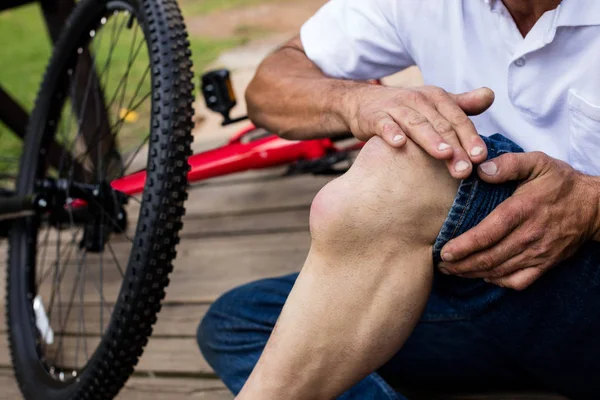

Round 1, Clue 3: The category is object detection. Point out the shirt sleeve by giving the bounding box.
[300,0,415,80]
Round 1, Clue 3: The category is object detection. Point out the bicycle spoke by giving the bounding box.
[110,87,150,134]
[52,249,87,366]
[79,256,89,364]
[103,22,144,115]
[107,242,125,279]
[113,21,140,125]
[123,130,150,172]
[76,69,151,165]
[99,256,104,335]
[44,226,82,325]
[36,226,52,287]
[38,231,80,288]
[98,13,128,113]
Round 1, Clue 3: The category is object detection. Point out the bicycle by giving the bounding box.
[1,1,359,398]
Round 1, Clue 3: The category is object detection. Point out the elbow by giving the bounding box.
[244,62,296,140]
[245,76,261,123]
[245,66,272,131]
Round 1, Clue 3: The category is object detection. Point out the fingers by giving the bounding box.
[486,267,545,291]
[361,87,495,179]
[397,97,475,178]
[387,106,459,164]
[396,88,489,178]
[440,201,522,262]
[373,113,408,148]
[478,152,549,184]
[439,230,527,276]
[449,87,495,116]
[435,96,488,164]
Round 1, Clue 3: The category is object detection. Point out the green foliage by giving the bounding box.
[0,0,267,172]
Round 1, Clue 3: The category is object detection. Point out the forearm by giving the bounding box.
[245,36,366,140]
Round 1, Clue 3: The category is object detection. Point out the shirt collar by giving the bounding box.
[485,0,600,27]
[556,0,600,27]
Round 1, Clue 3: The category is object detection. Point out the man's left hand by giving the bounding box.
[438,152,600,291]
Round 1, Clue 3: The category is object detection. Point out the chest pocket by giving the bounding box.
[568,91,600,176]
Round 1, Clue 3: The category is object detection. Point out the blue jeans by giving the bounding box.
[197,134,600,400]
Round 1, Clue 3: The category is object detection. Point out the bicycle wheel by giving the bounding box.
[7,0,193,398]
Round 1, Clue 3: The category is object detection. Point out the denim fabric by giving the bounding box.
[430,134,523,316]
[198,134,600,399]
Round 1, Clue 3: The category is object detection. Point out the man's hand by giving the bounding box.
[438,152,600,290]
[346,85,495,178]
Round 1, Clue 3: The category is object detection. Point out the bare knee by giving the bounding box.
[310,137,459,255]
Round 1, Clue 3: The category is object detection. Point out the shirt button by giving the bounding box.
[514,57,526,67]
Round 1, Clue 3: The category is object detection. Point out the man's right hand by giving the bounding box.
[345,85,495,179]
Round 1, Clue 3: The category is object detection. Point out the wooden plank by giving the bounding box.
[0,302,210,338]
[137,337,210,373]
[8,172,325,249]
[120,376,232,400]
[0,370,22,400]
[31,230,307,306]
[179,206,309,238]
[0,353,227,399]
[0,332,210,374]
[0,335,11,370]
[20,203,310,249]
[167,231,308,302]
[184,174,330,216]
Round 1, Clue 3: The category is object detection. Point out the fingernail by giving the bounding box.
[438,143,452,151]
[484,278,491,283]
[439,267,450,275]
[454,160,470,172]
[392,135,404,143]
[441,252,454,262]
[480,161,498,176]
[470,146,484,157]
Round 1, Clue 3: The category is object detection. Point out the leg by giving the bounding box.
[199,274,402,400]
[198,276,530,399]
[237,137,459,399]
[198,275,297,394]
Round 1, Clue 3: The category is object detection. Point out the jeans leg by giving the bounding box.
[197,273,402,399]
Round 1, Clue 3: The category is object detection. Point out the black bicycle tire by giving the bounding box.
[7,0,194,399]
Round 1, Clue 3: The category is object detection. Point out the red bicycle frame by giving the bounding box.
[110,124,362,197]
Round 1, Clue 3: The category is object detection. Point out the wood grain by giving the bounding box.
[29,230,307,308]
[0,302,210,338]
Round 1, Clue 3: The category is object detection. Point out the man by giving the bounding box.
[198,0,600,398]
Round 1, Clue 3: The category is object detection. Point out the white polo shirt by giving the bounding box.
[300,0,600,176]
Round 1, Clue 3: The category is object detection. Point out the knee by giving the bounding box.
[309,137,459,252]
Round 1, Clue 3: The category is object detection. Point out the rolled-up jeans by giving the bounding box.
[197,134,600,400]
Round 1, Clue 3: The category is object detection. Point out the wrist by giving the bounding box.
[585,176,600,242]
[331,82,379,135]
